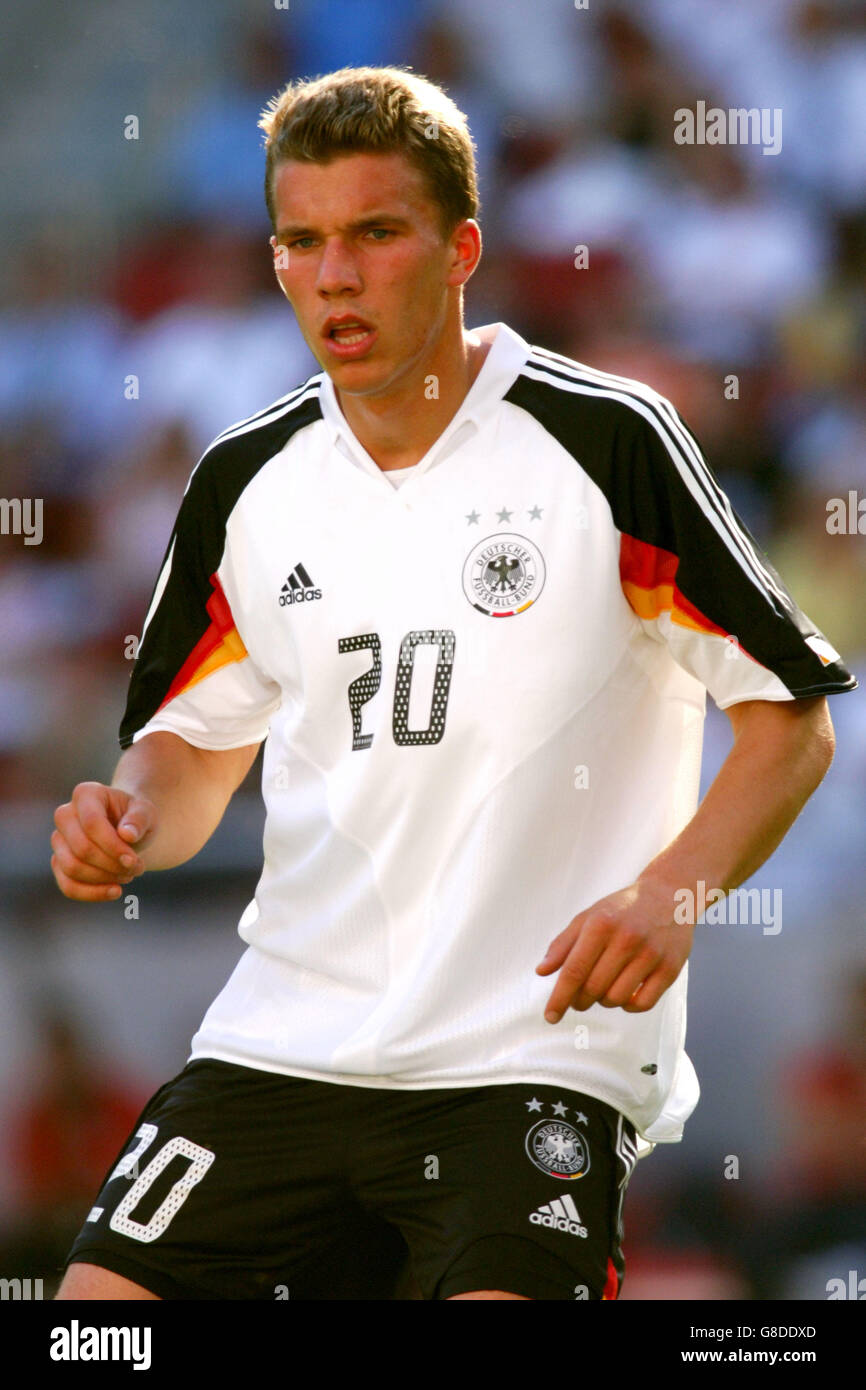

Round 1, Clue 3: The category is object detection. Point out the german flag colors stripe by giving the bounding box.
[619,532,729,638]
[157,573,247,711]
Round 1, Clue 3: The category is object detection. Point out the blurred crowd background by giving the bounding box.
[1,0,865,1300]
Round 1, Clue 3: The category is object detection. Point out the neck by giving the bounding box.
[332,312,492,471]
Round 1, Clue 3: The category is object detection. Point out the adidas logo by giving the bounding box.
[529,1193,588,1238]
[279,562,322,606]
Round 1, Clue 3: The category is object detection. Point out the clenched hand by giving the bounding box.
[51,782,156,902]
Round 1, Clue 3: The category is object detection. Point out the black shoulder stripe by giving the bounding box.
[504,367,857,698]
[119,391,323,747]
[523,352,791,611]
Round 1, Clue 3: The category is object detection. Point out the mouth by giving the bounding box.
[322,317,377,360]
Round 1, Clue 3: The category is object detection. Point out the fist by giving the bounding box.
[51,782,156,902]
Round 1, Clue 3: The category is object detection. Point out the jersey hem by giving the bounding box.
[125,722,269,751]
[186,1047,667,1152]
[714,675,858,709]
[787,676,859,697]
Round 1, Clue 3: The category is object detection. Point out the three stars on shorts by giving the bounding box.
[525,1096,589,1124]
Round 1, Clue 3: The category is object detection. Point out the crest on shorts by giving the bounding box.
[462,533,545,617]
[525,1118,590,1180]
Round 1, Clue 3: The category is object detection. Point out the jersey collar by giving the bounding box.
[317,321,531,483]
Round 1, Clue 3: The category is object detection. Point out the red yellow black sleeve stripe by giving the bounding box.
[619,532,728,639]
[505,362,857,700]
[156,572,248,712]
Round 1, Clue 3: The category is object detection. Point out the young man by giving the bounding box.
[52,66,855,1301]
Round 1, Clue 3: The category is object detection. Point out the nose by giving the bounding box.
[316,236,362,296]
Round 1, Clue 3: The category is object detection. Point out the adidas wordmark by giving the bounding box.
[529,1193,588,1238]
[279,561,322,606]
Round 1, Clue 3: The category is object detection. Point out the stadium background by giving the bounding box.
[1,0,864,1300]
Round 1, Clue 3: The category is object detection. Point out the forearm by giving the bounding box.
[111,731,256,871]
[638,698,835,903]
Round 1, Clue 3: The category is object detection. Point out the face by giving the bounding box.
[269,150,479,398]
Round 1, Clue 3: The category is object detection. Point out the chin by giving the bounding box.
[330,361,394,392]
[334,376,391,398]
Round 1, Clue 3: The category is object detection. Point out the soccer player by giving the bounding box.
[52,67,855,1301]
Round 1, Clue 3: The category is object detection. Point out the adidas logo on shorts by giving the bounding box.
[529,1193,588,1238]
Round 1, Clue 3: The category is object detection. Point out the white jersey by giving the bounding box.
[122,321,855,1150]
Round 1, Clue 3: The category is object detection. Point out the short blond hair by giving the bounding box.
[258,65,480,239]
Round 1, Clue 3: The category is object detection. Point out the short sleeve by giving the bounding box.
[119,459,281,750]
[612,400,857,708]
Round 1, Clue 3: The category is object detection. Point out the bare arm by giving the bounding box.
[639,695,835,896]
[51,731,262,902]
[536,696,835,1019]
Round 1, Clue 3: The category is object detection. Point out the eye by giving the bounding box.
[366,228,392,240]
[289,236,316,249]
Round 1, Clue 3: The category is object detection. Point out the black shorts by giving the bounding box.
[65,1059,639,1300]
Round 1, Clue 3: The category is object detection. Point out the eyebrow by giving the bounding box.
[275,214,413,240]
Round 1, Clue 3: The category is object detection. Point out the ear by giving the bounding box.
[446,219,482,289]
